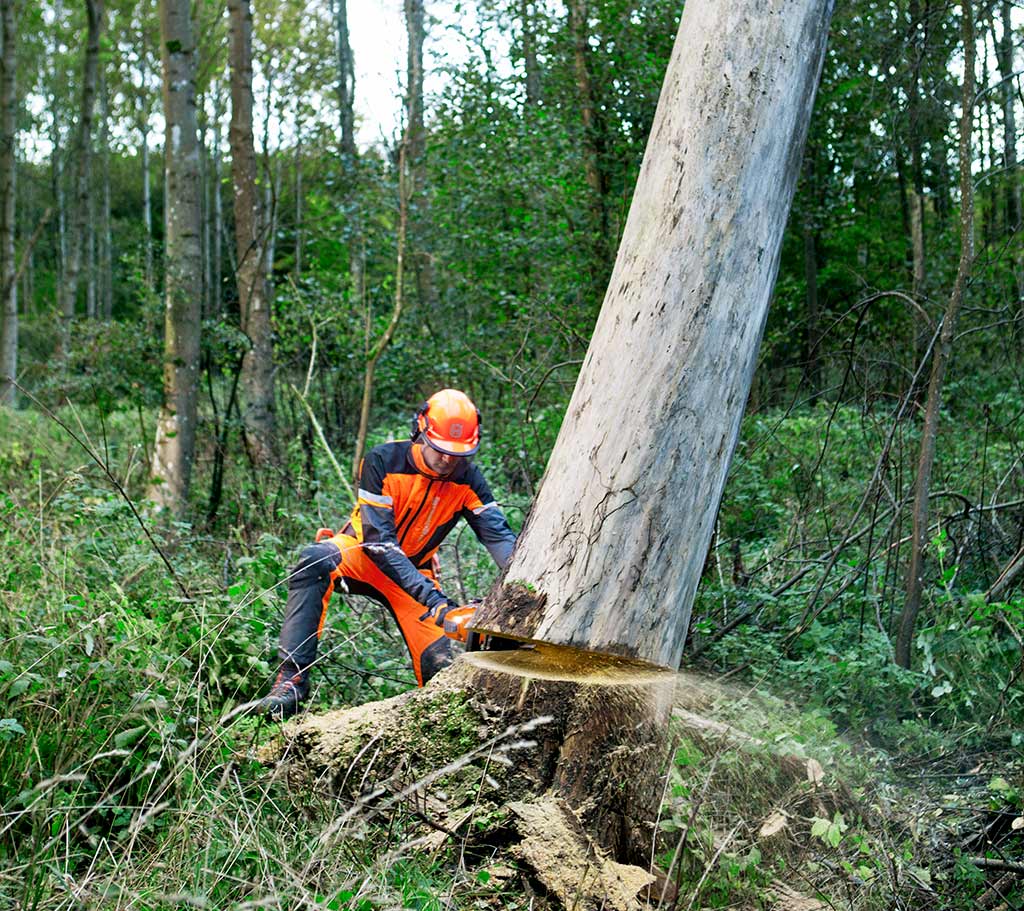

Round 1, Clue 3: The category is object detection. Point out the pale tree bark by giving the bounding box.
[51,113,66,307]
[896,0,976,669]
[282,0,835,882]
[199,105,210,318]
[147,0,203,515]
[138,66,154,294]
[404,0,437,312]
[98,67,112,319]
[474,0,835,672]
[0,0,17,406]
[140,115,153,293]
[210,82,223,315]
[86,154,95,318]
[228,0,275,465]
[59,0,103,349]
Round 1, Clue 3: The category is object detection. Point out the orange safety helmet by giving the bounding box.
[412,389,481,456]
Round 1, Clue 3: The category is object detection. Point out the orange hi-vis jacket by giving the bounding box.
[348,440,517,610]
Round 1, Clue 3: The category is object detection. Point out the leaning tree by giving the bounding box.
[147,0,202,514]
[269,0,834,904]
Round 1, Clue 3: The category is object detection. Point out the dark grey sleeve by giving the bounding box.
[462,467,517,568]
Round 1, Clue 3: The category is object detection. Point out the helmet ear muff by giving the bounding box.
[410,401,430,440]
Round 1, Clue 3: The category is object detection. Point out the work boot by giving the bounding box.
[257,669,307,721]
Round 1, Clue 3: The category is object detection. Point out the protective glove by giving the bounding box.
[419,600,455,627]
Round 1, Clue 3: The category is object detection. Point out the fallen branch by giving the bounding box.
[968,856,1024,874]
[3,206,53,301]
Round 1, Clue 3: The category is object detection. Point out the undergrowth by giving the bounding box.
[2,400,1022,909]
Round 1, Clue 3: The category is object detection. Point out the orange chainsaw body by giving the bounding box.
[441,604,478,643]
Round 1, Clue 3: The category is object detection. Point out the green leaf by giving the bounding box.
[114,725,148,749]
[0,718,26,741]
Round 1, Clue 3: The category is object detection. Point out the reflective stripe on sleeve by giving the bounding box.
[358,488,394,507]
[472,501,497,515]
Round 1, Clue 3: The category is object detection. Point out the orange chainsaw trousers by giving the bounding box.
[275,534,452,688]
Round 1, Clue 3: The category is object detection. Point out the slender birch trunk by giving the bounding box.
[334,0,364,428]
[294,119,303,278]
[567,0,606,245]
[228,0,275,464]
[0,0,17,405]
[148,0,203,515]
[521,0,540,107]
[86,155,95,318]
[404,0,436,312]
[896,0,976,669]
[333,0,355,159]
[995,0,1022,301]
[60,0,103,348]
[141,111,153,294]
[99,67,112,319]
[199,105,210,319]
[211,82,223,315]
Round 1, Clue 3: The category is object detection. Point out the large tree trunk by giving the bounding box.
[473,0,834,671]
[279,0,835,891]
[59,0,103,352]
[896,0,976,669]
[228,0,276,465]
[0,0,17,406]
[148,0,203,515]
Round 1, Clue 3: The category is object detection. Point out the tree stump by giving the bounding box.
[262,652,676,910]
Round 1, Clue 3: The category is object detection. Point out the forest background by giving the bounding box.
[0,0,1023,908]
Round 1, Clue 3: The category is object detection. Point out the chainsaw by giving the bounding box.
[439,603,480,646]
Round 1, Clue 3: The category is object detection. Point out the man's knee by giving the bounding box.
[289,542,343,589]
